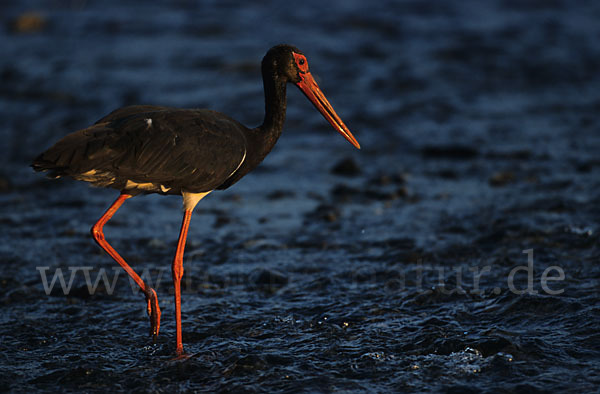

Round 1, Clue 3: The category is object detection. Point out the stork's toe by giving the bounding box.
[145,288,161,339]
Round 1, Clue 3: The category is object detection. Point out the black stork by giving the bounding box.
[32,44,360,356]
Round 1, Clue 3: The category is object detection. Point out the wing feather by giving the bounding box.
[32,107,248,194]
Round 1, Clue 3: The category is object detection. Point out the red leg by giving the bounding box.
[91,193,161,339]
[172,209,193,356]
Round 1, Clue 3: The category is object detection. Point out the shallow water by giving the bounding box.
[1,0,599,392]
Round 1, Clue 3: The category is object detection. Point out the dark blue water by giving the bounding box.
[1,0,599,392]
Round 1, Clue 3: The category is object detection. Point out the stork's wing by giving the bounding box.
[33,107,248,193]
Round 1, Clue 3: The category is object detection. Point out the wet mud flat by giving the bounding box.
[1,0,599,392]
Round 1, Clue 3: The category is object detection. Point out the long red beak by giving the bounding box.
[295,72,361,149]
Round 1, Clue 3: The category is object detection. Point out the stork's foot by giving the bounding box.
[145,288,161,339]
[176,344,185,357]
[170,352,192,362]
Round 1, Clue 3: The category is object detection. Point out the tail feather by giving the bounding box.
[31,123,118,179]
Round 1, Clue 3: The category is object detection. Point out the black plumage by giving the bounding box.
[33,107,248,194]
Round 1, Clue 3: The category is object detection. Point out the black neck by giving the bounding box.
[259,73,287,136]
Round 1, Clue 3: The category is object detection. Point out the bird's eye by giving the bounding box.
[293,52,308,72]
